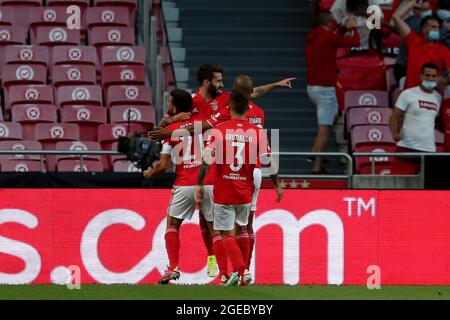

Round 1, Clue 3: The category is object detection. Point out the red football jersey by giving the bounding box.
[162,114,214,186]
[206,101,265,128]
[191,90,230,118]
[205,119,269,205]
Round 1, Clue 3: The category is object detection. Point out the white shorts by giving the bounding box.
[168,185,214,221]
[251,168,262,211]
[213,203,251,231]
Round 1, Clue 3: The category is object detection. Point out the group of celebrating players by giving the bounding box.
[144,64,294,286]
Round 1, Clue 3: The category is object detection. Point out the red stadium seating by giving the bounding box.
[51,64,96,88]
[1,159,44,172]
[109,141,126,165]
[11,104,57,140]
[88,26,135,51]
[46,0,89,9]
[6,85,54,109]
[113,160,141,173]
[0,7,15,26]
[86,7,130,29]
[29,7,72,29]
[5,45,49,67]
[35,122,80,171]
[0,121,22,140]
[346,108,392,134]
[109,105,155,127]
[105,85,152,107]
[0,140,42,162]
[0,0,41,28]
[55,85,103,108]
[0,26,27,45]
[351,125,395,151]
[2,64,47,88]
[31,26,81,46]
[354,145,396,175]
[160,46,176,88]
[344,90,389,111]
[94,0,137,25]
[101,46,145,66]
[55,141,102,162]
[391,87,401,106]
[60,105,107,141]
[52,45,98,68]
[57,159,104,172]
[101,64,146,87]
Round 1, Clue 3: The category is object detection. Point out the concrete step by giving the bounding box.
[182,27,309,38]
[179,8,310,18]
[177,0,304,9]
[186,56,305,69]
[186,47,304,58]
[180,17,305,29]
[183,36,304,48]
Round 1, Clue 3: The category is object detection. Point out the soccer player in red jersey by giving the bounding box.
[143,89,228,284]
[194,90,278,286]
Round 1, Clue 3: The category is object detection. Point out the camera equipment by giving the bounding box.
[117,132,161,171]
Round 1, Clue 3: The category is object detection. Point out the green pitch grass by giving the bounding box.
[1,285,450,300]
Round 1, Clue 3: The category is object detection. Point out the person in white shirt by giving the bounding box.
[389,62,442,174]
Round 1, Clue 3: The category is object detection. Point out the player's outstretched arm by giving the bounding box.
[143,154,171,179]
[159,112,192,127]
[251,77,296,99]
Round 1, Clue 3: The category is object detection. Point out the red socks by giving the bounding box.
[222,236,246,275]
[247,232,255,269]
[236,232,250,269]
[165,228,180,270]
[212,235,228,277]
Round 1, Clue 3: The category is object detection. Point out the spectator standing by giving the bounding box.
[306,11,360,174]
[389,62,442,174]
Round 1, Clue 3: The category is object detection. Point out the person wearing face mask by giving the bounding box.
[437,0,450,48]
[306,11,360,174]
[393,0,450,89]
[389,62,442,174]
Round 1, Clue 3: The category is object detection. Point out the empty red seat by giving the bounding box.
[1,159,44,172]
[346,108,392,134]
[101,46,145,66]
[6,85,54,109]
[52,45,98,68]
[88,26,135,49]
[29,7,71,29]
[94,0,136,25]
[101,64,146,87]
[354,145,397,175]
[345,90,389,111]
[0,26,27,45]
[0,121,22,140]
[113,160,141,173]
[86,7,130,30]
[109,105,155,126]
[35,122,80,171]
[109,141,126,165]
[55,140,102,163]
[2,64,47,88]
[57,159,104,172]
[0,140,43,162]
[105,85,152,107]
[60,105,107,141]
[5,45,49,67]
[11,104,57,140]
[51,64,96,88]
[31,26,81,46]
[56,85,103,108]
[0,7,15,26]
[46,0,89,9]
[351,125,395,151]
[0,0,42,28]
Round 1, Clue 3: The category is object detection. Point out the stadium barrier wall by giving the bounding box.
[1,189,449,285]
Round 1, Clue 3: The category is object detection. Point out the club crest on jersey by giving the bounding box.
[211,100,218,111]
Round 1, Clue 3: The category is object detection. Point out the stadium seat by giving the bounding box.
[93,0,137,26]
[86,7,130,30]
[105,84,152,107]
[56,159,104,172]
[11,104,57,140]
[351,125,395,151]
[4,45,49,67]
[109,141,126,166]
[55,85,103,108]
[97,123,147,171]
[0,140,43,162]
[113,160,141,173]
[0,0,42,28]
[0,121,22,141]
[391,87,401,106]
[5,85,54,110]
[51,64,96,88]
[109,105,155,127]
[31,26,81,47]
[88,26,135,52]
[101,46,145,66]
[101,64,146,88]
[60,105,107,141]
[0,26,27,46]
[354,145,396,175]
[1,159,44,172]
[29,7,73,30]
[34,122,80,171]
[2,64,47,88]
[52,45,98,68]
[346,108,392,134]
[0,7,15,26]
[46,0,89,10]
[344,90,389,111]
[55,141,102,163]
